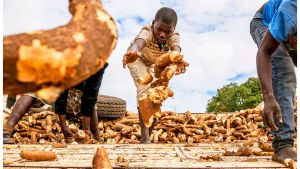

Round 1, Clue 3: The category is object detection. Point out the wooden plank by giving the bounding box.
[3,143,252,149]
[4,146,263,154]
[4,156,273,164]
[3,144,287,169]
[4,161,287,168]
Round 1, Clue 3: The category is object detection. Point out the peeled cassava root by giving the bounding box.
[138,98,161,127]
[10,108,297,149]
[154,51,183,78]
[20,150,57,161]
[124,51,142,64]
[223,147,274,157]
[138,51,186,126]
[92,147,112,169]
[4,0,117,102]
[148,86,174,104]
[199,154,222,162]
[284,159,297,169]
[137,72,153,85]
[11,109,101,144]
[258,139,273,152]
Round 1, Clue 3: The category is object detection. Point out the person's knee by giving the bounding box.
[83,92,98,102]
[81,97,97,116]
[17,95,35,107]
[54,100,67,115]
[81,107,94,116]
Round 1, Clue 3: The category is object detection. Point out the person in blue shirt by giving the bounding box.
[250,0,297,163]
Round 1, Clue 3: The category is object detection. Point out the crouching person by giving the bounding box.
[55,63,108,143]
[3,94,49,144]
[250,0,297,163]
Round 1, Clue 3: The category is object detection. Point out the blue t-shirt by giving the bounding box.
[262,0,297,42]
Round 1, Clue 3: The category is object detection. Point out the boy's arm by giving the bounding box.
[130,38,146,52]
[123,39,146,68]
[170,45,181,52]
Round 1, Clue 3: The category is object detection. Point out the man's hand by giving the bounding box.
[175,60,189,75]
[122,51,141,69]
[262,94,283,131]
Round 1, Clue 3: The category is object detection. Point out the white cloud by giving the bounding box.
[3,0,268,113]
[3,0,71,35]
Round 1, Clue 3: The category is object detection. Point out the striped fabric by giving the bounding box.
[131,24,181,65]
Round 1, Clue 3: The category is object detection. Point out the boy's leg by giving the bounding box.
[4,95,35,144]
[55,90,75,143]
[81,115,93,138]
[128,58,158,143]
[91,109,102,142]
[138,107,150,143]
[138,98,161,143]
[81,63,108,140]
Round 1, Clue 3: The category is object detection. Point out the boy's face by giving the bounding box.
[153,20,176,44]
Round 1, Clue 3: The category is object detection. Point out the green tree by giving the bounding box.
[206,77,263,112]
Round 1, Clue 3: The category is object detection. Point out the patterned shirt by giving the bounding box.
[131,24,181,65]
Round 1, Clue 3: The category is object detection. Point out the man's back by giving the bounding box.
[262,0,297,42]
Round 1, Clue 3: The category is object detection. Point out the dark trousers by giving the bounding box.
[55,63,108,116]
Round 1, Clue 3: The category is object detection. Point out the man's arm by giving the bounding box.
[257,3,266,13]
[256,30,283,130]
[122,39,146,68]
[257,30,278,97]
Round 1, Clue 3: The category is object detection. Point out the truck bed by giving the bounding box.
[3,143,287,169]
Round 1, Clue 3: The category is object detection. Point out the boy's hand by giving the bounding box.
[122,51,141,69]
[175,60,189,75]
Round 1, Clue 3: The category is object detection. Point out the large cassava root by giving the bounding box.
[4,0,117,102]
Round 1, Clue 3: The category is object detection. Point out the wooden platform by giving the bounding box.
[3,143,287,169]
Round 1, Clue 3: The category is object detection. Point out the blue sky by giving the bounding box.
[3,0,267,113]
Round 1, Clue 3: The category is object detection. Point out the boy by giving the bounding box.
[123,7,188,143]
